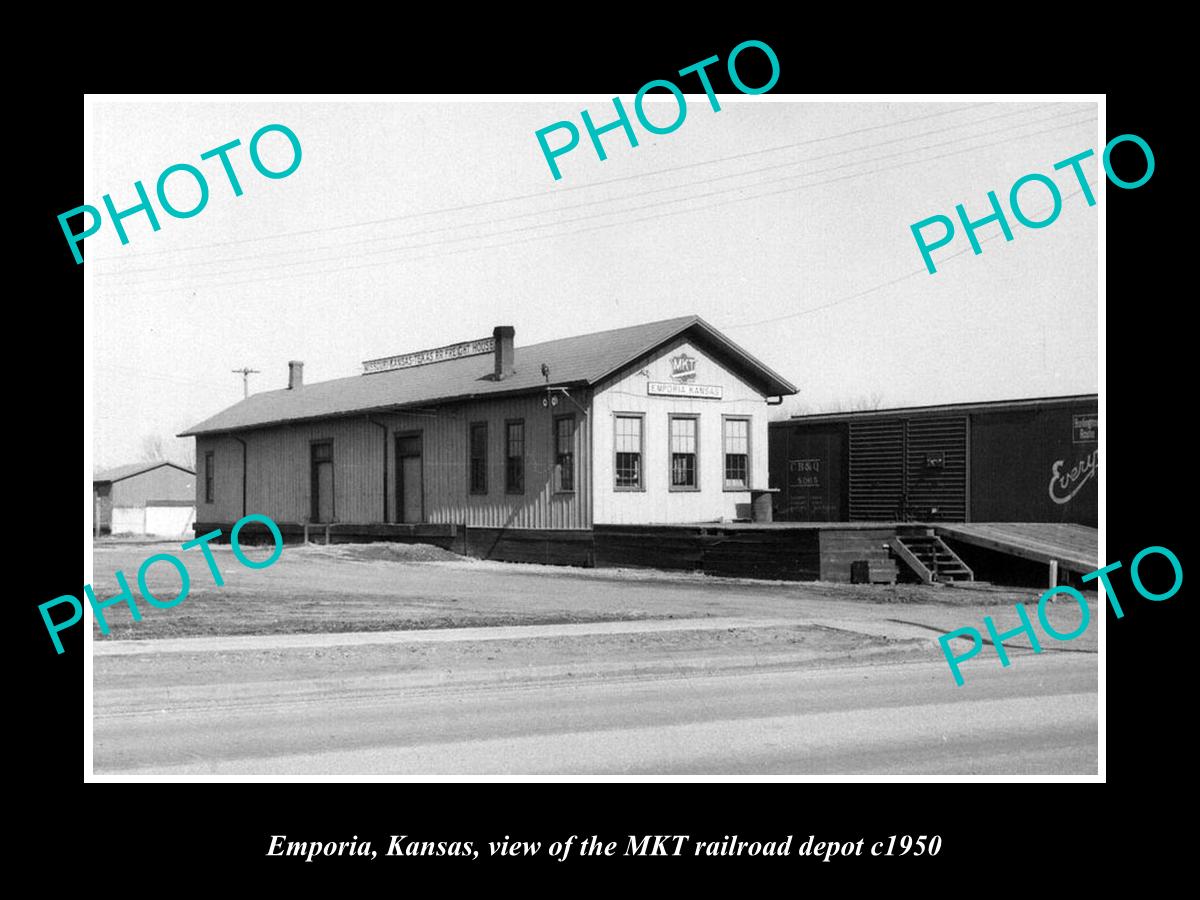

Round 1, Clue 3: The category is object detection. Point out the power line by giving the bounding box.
[721,182,1098,331]
[95,362,235,392]
[107,110,1097,291]
[99,104,1067,278]
[118,114,1097,298]
[90,103,994,264]
[115,115,1097,297]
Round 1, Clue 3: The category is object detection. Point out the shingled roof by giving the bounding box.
[180,315,797,436]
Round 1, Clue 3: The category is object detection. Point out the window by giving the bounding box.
[614,414,644,490]
[554,415,575,492]
[204,451,214,503]
[469,422,488,494]
[669,415,699,490]
[505,420,525,494]
[723,417,751,489]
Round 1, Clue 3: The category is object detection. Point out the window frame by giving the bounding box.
[722,415,753,491]
[504,418,525,495]
[613,412,646,492]
[668,413,700,492]
[468,421,488,495]
[553,413,576,494]
[204,450,214,503]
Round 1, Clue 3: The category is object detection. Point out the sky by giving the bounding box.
[88,97,1099,470]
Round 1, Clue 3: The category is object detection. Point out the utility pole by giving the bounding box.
[232,367,261,398]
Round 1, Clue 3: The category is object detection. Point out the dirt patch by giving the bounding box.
[848,583,1025,606]
[314,543,464,564]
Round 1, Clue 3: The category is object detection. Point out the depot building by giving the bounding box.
[181,315,797,564]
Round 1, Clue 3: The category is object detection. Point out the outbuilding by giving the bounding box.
[181,315,797,563]
[92,461,197,536]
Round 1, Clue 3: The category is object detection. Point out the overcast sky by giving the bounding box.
[88,98,1099,469]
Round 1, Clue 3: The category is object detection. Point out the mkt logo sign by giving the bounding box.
[670,354,697,382]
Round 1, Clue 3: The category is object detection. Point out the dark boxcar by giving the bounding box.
[769,395,1097,525]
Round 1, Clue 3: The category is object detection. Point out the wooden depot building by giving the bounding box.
[181,316,797,565]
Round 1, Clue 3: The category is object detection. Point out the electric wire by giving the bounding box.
[98,104,1073,277]
[721,182,1098,331]
[114,115,1097,296]
[90,102,992,263]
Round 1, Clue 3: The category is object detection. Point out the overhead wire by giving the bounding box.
[721,182,1099,331]
[104,107,1092,285]
[90,102,992,264]
[95,362,235,392]
[97,185,1099,408]
[112,114,1098,296]
[98,103,1071,278]
[93,183,1099,414]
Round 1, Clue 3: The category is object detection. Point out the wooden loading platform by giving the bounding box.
[199,519,1094,585]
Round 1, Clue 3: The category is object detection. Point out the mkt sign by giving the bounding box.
[670,353,698,382]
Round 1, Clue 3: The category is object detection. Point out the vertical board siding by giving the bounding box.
[592,338,773,525]
[381,392,591,529]
[194,435,243,524]
[195,391,592,530]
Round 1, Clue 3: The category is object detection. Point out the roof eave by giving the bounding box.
[780,393,1099,424]
[179,380,592,437]
[588,315,799,397]
[93,461,195,483]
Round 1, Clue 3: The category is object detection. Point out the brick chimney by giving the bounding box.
[288,360,304,389]
[493,326,515,380]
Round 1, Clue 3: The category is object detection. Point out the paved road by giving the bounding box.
[95,651,1096,775]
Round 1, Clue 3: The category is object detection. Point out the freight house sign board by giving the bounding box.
[362,337,495,374]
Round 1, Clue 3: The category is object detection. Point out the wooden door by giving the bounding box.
[395,434,423,524]
[311,441,334,523]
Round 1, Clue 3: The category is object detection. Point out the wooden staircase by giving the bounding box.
[889,527,974,584]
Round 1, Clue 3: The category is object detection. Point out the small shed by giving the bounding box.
[93,461,196,536]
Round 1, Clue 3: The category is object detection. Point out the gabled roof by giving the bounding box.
[181,315,798,437]
[93,460,195,483]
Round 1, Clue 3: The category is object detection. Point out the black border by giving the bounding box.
[24,28,1181,886]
